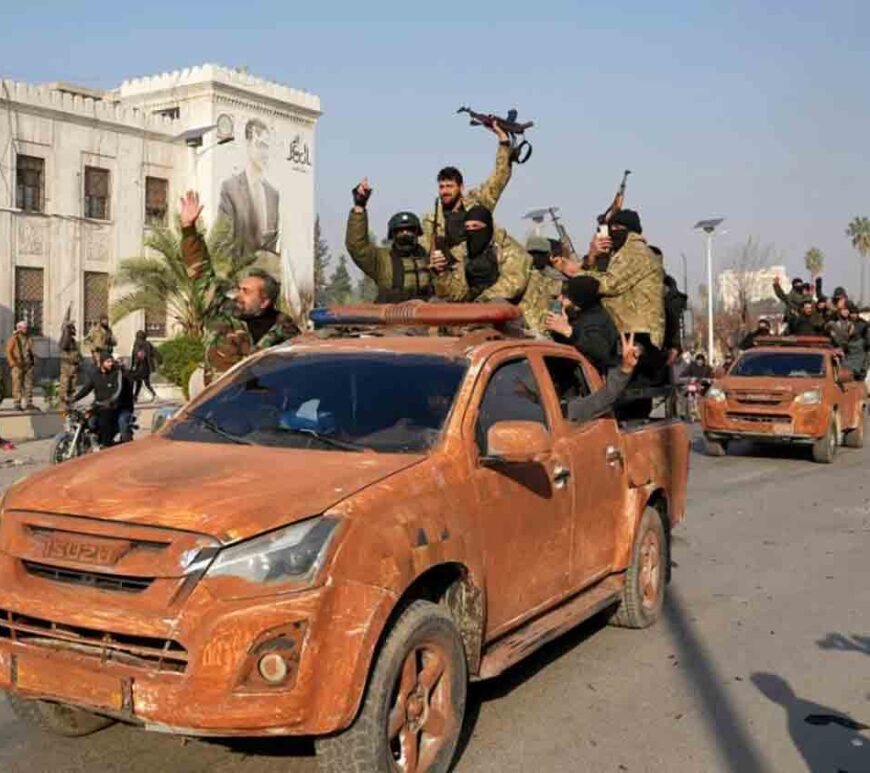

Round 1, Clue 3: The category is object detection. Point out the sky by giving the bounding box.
[4,0,870,301]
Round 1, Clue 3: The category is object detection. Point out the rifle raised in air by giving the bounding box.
[599,169,631,226]
[457,107,534,164]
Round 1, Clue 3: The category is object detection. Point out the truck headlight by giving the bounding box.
[795,389,821,405]
[706,386,726,402]
[205,517,339,595]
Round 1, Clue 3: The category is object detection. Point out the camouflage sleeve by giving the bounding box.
[580,252,650,298]
[181,225,213,281]
[772,282,790,306]
[477,234,531,303]
[345,209,383,280]
[467,143,513,212]
[434,261,470,302]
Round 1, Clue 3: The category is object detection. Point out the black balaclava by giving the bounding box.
[565,276,602,311]
[464,205,494,258]
[530,251,550,271]
[393,231,417,255]
[608,209,642,254]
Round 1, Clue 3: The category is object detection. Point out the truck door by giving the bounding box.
[539,354,629,589]
[466,353,573,639]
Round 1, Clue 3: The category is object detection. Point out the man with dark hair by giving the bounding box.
[424,123,515,275]
[72,354,135,447]
[180,191,299,384]
[218,117,280,263]
[739,318,772,350]
[432,205,531,304]
[788,299,825,335]
[773,276,808,326]
[345,178,432,302]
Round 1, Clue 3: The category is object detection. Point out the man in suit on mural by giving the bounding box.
[218,117,280,270]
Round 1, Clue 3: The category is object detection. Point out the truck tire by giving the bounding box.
[611,507,667,629]
[315,600,467,773]
[704,435,727,457]
[6,695,115,737]
[811,419,837,464]
[844,416,865,449]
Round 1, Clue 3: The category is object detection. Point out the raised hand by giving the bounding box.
[180,191,203,229]
[620,332,640,373]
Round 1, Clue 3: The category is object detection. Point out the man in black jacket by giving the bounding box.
[545,275,619,375]
[72,354,135,446]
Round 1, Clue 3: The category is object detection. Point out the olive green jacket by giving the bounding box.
[520,268,565,336]
[345,209,432,300]
[433,227,531,304]
[579,232,665,348]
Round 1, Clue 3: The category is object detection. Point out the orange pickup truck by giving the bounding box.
[701,336,867,463]
[0,306,689,773]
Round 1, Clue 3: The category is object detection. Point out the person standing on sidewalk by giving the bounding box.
[130,330,160,402]
[5,321,36,411]
[58,317,81,408]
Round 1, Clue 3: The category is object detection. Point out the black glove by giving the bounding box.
[352,184,372,208]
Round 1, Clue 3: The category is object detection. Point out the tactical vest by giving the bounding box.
[465,247,500,300]
[376,247,433,303]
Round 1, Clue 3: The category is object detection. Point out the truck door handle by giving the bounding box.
[552,466,571,487]
[605,446,623,466]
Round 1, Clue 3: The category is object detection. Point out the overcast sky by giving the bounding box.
[5,0,869,299]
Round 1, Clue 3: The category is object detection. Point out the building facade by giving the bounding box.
[0,64,320,379]
[717,265,786,312]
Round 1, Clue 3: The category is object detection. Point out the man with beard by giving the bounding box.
[345,179,432,302]
[72,353,135,447]
[431,205,531,304]
[422,123,514,269]
[788,299,825,335]
[520,236,574,336]
[180,191,299,384]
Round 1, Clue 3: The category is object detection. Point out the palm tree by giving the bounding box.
[804,247,824,279]
[111,218,255,338]
[846,217,870,305]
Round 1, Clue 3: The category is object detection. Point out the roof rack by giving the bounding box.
[310,303,523,330]
[751,335,835,348]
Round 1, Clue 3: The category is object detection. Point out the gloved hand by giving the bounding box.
[352,179,372,209]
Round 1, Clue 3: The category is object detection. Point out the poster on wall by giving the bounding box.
[209,110,315,320]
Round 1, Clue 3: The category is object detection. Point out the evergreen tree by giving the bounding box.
[314,215,332,305]
[325,254,354,305]
[356,274,378,302]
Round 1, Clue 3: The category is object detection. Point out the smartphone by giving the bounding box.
[550,298,563,314]
[597,223,609,238]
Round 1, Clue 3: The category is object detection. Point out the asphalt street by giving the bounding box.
[0,432,867,772]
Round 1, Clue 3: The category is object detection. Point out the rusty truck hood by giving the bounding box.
[5,436,424,543]
[716,375,814,394]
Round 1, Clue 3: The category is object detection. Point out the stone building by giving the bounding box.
[0,64,321,380]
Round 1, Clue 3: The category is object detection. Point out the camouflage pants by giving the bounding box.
[11,366,33,406]
[58,359,79,404]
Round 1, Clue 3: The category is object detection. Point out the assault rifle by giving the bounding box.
[599,169,631,225]
[457,107,534,164]
[523,207,577,259]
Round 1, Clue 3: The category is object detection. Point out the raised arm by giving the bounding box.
[179,191,211,281]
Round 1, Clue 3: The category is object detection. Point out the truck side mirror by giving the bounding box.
[482,421,551,465]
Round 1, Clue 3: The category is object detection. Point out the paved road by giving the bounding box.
[0,434,868,772]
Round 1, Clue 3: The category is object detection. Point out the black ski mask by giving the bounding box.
[393,231,417,254]
[464,205,494,258]
[608,209,642,254]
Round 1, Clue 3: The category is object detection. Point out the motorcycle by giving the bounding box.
[50,407,138,464]
[681,378,712,422]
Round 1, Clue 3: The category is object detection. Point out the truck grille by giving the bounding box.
[730,391,790,406]
[23,560,154,593]
[0,608,188,673]
[726,412,791,424]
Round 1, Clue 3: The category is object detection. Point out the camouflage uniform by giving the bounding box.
[578,232,665,348]
[84,323,116,363]
[181,225,299,384]
[420,143,513,262]
[345,210,433,301]
[58,324,81,405]
[5,331,35,408]
[433,227,532,303]
[520,268,565,336]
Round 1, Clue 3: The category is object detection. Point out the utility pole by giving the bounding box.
[694,219,725,363]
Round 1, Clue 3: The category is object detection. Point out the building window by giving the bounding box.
[145,306,167,338]
[16,155,45,213]
[154,106,180,120]
[145,177,169,227]
[84,166,110,220]
[84,271,109,332]
[15,267,44,335]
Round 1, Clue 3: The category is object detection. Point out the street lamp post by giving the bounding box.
[693,218,725,363]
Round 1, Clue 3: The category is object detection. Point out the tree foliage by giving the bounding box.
[846,217,870,303]
[314,215,332,306]
[804,247,824,278]
[324,254,354,305]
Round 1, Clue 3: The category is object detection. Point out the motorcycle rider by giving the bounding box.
[71,354,135,447]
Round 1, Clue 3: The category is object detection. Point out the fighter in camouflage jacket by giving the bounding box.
[579,231,665,348]
[180,215,298,384]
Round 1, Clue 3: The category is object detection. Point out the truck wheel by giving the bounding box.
[844,416,865,449]
[315,600,467,773]
[6,695,115,737]
[811,420,837,463]
[704,436,727,457]
[611,507,667,629]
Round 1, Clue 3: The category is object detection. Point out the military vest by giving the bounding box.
[377,247,433,303]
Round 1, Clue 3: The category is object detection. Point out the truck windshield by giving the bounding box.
[165,353,468,453]
[731,352,825,378]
